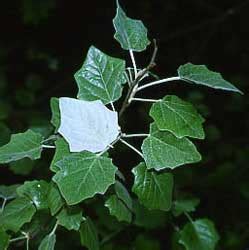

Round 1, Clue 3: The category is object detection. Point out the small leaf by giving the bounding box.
[50,97,60,132]
[0,228,10,250]
[0,129,44,164]
[178,63,243,94]
[115,181,132,211]
[38,234,56,250]
[50,138,70,173]
[105,195,132,223]
[132,163,173,211]
[179,219,219,250]
[17,180,50,210]
[150,95,205,139]
[58,97,120,153]
[113,0,150,51]
[53,152,117,205]
[47,183,64,216]
[173,198,200,217]
[0,197,36,232]
[75,46,126,104]
[57,207,85,231]
[80,217,99,250]
[142,123,201,170]
[0,184,19,200]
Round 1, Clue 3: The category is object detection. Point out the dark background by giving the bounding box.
[0,0,249,249]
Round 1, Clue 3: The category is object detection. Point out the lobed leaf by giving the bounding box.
[0,184,19,201]
[47,183,64,216]
[38,234,56,250]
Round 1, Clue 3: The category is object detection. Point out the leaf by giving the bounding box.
[50,97,60,132]
[58,97,120,153]
[132,163,173,211]
[141,123,201,170]
[173,198,200,217]
[80,217,99,250]
[57,207,85,231]
[0,197,36,232]
[114,181,132,211]
[17,180,50,210]
[50,138,70,173]
[0,129,44,164]
[113,0,150,51]
[105,195,132,223]
[74,46,126,104]
[9,158,34,176]
[38,234,56,250]
[135,234,160,250]
[178,63,243,94]
[0,184,19,200]
[150,95,205,139]
[179,219,219,250]
[0,228,10,250]
[53,152,117,205]
[47,183,64,216]
[0,122,11,147]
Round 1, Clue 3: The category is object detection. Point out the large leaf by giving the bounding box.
[0,197,36,232]
[57,207,85,231]
[0,228,9,250]
[150,95,205,139]
[105,195,132,223]
[47,183,64,216]
[132,163,173,211]
[58,97,120,153]
[0,184,19,200]
[0,129,44,164]
[113,0,150,51]
[53,152,117,205]
[50,97,60,132]
[38,234,56,250]
[141,123,201,170]
[80,217,99,250]
[74,46,126,104]
[179,219,219,250]
[17,180,50,210]
[178,63,242,94]
[50,138,70,173]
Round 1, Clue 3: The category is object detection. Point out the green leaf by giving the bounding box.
[132,163,173,211]
[179,219,219,250]
[0,228,10,250]
[50,138,70,173]
[113,0,150,51]
[178,63,243,94]
[74,46,126,104]
[150,95,205,139]
[135,234,160,250]
[50,97,60,132]
[114,181,132,211]
[0,129,44,164]
[53,152,117,205]
[173,198,200,217]
[0,122,11,147]
[141,123,201,170]
[17,180,50,210]
[0,197,36,232]
[47,183,64,216]
[38,234,56,250]
[0,184,19,200]
[57,207,85,231]
[80,217,99,250]
[105,195,132,223]
[9,158,34,176]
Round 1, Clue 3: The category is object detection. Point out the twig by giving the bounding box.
[131,98,161,103]
[42,145,56,149]
[119,138,143,158]
[1,198,7,213]
[121,133,149,138]
[129,50,137,77]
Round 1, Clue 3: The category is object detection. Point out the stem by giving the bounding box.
[129,50,137,78]
[122,133,149,138]
[131,97,161,103]
[110,102,115,112]
[119,138,143,158]
[1,198,7,212]
[50,221,59,236]
[97,135,121,157]
[184,212,194,224]
[42,145,56,149]
[137,76,180,92]
[9,236,27,243]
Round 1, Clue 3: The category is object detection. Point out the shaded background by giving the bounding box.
[0,0,249,249]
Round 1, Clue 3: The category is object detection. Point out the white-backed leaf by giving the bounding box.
[58,97,120,153]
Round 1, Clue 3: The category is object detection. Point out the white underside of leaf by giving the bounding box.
[58,97,120,153]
